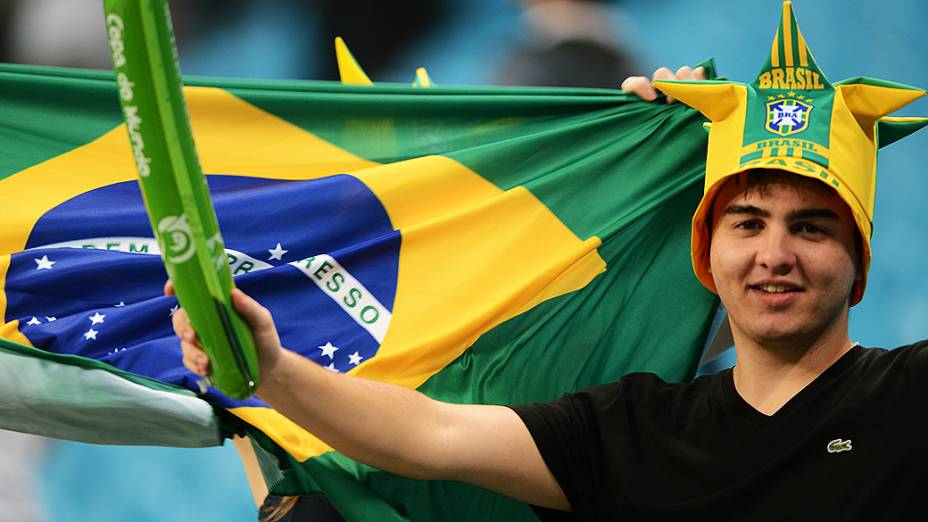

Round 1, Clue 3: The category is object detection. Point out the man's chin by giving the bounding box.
[753,328,805,346]
[741,319,811,348]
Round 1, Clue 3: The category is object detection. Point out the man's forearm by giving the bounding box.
[257,349,449,480]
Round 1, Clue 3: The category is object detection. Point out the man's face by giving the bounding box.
[708,173,860,348]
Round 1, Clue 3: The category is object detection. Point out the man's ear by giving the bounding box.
[853,231,865,282]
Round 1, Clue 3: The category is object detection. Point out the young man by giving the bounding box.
[171,2,927,519]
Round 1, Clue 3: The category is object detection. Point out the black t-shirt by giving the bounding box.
[511,342,928,521]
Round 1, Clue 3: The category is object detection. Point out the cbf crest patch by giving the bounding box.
[766,98,812,136]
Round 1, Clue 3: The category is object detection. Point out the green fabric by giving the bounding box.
[0,65,123,180]
[231,84,710,240]
[229,74,719,520]
[0,338,222,447]
[0,63,719,521]
[878,117,928,148]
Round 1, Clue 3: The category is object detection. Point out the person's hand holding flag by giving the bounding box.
[621,65,708,102]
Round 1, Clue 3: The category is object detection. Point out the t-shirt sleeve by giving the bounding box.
[509,382,626,520]
[903,340,928,395]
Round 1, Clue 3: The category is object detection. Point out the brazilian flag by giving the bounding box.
[0,63,718,520]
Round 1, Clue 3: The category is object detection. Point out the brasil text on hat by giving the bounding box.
[654,0,927,306]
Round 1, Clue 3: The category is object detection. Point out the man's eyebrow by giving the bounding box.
[788,208,839,220]
[722,205,840,220]
[723,205,768,217]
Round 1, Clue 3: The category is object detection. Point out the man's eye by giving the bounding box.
[793,223,824,234]
[735,220,762,230]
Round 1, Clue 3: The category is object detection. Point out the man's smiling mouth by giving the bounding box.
[749,283,803,294]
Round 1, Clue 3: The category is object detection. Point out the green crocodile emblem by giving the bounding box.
[826,438,852,454]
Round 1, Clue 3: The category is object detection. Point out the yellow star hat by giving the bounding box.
[655,0,927,306]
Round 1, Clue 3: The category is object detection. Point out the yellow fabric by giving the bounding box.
[0,254,31,347]
[4,85,606,461]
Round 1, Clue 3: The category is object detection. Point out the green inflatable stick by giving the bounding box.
[103,0,259,398]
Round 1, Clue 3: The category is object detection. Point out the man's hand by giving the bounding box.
[165,281,284,385]
[621,65,707,103]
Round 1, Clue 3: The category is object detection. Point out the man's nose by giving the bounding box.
[756,226,797,275]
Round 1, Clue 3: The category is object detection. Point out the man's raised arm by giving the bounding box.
[167,282,570,511]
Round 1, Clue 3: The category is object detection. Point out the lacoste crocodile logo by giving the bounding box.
[826,438,852,454]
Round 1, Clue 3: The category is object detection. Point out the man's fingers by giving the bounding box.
[169,288,278,377]
[171,306,189,334]
[620,75,657,101]
[163,279,175,296]
[174,315,203,354]
[676,65,707,81]
[623,65,707,104]
[651,66,675,81]
[230,288,274,331]
[181,342,210,376]
[229,288,285,380]
[166,297,208,375]
[651,67,677,103]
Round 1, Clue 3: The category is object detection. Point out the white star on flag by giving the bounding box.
[89,312,106,325]
[45,316,56,321]
[34,255,56,270]
[318,341,339,359]
[115,302,126,307]
[84,328,98,340]
[348,351,363,365]
[26,317,41,326]
[267,243,288,261]
[325,363,339,372]
[169,305,179,317]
